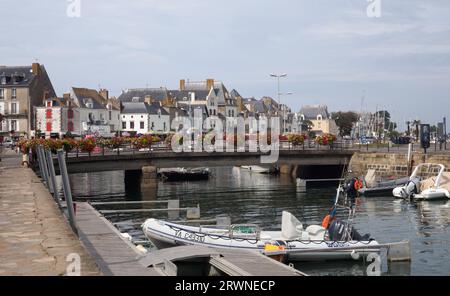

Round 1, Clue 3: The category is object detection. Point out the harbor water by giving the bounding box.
[68,167,450,276]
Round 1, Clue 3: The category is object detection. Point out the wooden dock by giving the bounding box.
[76,202,161,276]
[75,202,305,276]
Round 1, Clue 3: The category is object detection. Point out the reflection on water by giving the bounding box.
[68,167,450,276]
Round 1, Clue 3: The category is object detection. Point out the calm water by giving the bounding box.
[68,167,450,276]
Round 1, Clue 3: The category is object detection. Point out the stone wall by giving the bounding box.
[349,152,450,178]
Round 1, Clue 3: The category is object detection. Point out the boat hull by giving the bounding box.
[142,219,380,262]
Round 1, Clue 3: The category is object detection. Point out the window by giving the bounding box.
[122,115,125,119]
[140,121,144,129]
[163,122,166,131]
[130,121,135,129]
[0,88,4,99]
[109,111,112,121]
[151,122,154,129]
[68,121,74,132]
[46,101,52,107]
[12,88,16,99]
[46,109,52,119]
[122,122,126,129]
[11,120,17,131]
[46,122,52,132]
[68,109,74,119]
[11,102,17,114]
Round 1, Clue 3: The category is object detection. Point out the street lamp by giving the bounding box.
[270,73,288,133]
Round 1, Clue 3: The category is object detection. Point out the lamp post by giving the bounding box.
[270,73,288,133]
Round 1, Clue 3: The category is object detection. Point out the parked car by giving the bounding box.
[2,139,14,148]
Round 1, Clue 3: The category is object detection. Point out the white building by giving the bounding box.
[121,102,170,135]
[35,87,120,137]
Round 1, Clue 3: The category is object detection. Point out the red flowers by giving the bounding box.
[315,133,337,146]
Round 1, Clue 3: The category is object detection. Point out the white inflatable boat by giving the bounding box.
[393,163,450,200]
[142,211,380,261]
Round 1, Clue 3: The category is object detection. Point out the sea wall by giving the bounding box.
[349,152,450,178]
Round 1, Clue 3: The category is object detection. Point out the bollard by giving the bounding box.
[57,149,78,235]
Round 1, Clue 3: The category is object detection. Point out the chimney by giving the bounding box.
[180,79,186,91]
[144,95,152,104]
[99,88,109,100]
[206,79,214,90]
[32,63,40,75]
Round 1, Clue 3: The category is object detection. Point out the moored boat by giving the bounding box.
[393,163,450,200]
[142,210,380,262]
[158,167,210,181]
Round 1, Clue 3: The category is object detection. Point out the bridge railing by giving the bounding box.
[63,139,445,158]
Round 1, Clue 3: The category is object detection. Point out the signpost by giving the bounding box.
[420,124,431,154]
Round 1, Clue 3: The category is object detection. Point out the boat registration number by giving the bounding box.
[175,230,205,243]
[325,241,350,248]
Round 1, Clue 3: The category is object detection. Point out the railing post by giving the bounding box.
[38,145,50,187]
[45,149,60,207]
[35,145,46,183]
[57,149,78,235]
[44,149,55,195]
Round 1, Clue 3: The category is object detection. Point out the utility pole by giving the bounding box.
[270,73,287,134]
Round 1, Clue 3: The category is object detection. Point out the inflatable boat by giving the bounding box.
[142,211,380,261]
[393,163,450,200]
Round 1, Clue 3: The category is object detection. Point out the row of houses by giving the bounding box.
[0,63,337,140]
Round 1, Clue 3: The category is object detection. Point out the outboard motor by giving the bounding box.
[393,177,420,198]
[328,220,370,241]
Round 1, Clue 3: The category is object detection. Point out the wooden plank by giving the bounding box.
[75,202,161,276]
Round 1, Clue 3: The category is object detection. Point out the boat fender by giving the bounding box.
[322,215,331,229]
[354,179,363,190]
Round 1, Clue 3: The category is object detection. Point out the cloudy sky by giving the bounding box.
[1,0,450,130]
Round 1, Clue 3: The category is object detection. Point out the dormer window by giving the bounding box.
[317,115,322,121]
[85,98,94,109]
[0,76,6,85]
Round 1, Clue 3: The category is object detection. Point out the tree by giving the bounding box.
[412,120,421,140]
[301,119,314,133]
[300,119,315,138]
[331,111,359,137]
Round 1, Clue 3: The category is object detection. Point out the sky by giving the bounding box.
[1,0,450,131]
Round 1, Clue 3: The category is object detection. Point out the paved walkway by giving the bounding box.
[0,153,101,276]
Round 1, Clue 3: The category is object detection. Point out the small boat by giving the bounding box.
[142,209,380,262]
[240,165,279,174]
[359,177,409,197]
[393,163,450,200]
[158,167,210,181]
